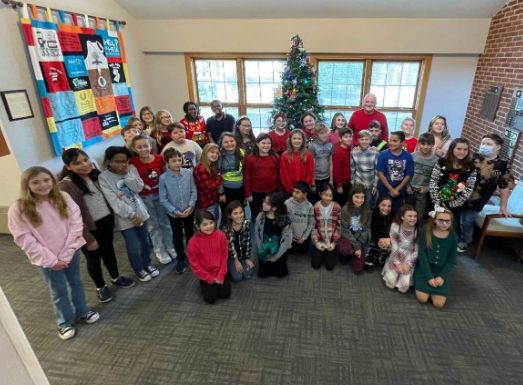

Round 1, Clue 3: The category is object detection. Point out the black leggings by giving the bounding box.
[81,214,120,288]
[199,275,232,304]
[311,247,337,270]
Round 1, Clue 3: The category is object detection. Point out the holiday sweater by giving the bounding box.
[280,151,315,194]
[187,230,228,284]
[341,205,370,251]
[348,109,389,146]
[131,155,165,195]
[269,129,290,154]
[244,153,281,197]
[302,129,316,147]
[332,145,351,188]
[429,159,477,209]
[404,137,418,153]
[180,116,207,147]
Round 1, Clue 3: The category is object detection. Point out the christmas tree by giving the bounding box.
[272,35,325,129]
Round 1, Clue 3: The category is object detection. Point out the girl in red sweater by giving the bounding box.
[244,133,281,221]
[269,113,290,155]
[187,210,231,304]
[332,127,353,207]
[193,144,224,225]
[280,129,314,199]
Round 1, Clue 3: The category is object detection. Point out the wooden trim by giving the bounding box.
[312,54,431,61]
[186,53,287,59]
[413,56,432,136]
[184,54,196,101]
[237,58,246,116]
[362,59,372,101]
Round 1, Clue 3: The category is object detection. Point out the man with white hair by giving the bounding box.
[348,93,389,146]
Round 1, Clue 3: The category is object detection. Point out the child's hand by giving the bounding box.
[372,187,377,195]
[131,216,143,227]
[434,277,444,286]
[246,196,253,202]
[389,189,400,198]
[337,186,343,194]
[245,259,254,269]
[219,194,226,203]
[428,279,437,288]
[354,249,362,258]
[213,278,222,284]
[407,186,413,195]
[402,265,411,275]
[51,261,69,271]
[317,242,326,251]
[182,206,192,216]
[419,187,425,194]
[268,257,276,262]
[371,146,378,153]
[234,259,244,273]
[86,240,99,251]
[297,238,305,244]
[327,242,336,251]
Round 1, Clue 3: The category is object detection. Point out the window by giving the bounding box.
[316,57,428,134]
[188,56,286,135]
[187,55,430,136]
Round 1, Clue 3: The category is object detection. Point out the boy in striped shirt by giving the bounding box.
[351,130,379,208]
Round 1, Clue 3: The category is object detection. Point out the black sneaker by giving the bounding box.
[111,276,135,289]
[145,265,160,277]
[457,241,467,253]
[96,286,113,303]
[176,261,186,275]
[81,311,100,324]
[136,270,151,282]
[58,326,75,340]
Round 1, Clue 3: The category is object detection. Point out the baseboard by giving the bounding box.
[0,206,10,234]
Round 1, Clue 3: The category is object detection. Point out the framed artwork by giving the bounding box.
[0,90,35,121]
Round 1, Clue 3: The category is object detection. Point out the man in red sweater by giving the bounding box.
[332,127,353,207]
[348,93,389,146]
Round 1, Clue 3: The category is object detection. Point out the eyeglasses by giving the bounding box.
[436,219,451,224]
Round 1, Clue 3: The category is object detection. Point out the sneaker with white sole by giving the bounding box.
[167,249,177,260]
[156,252,172,265]
[111,276,135,289]
[176,261,186,275]
[136,270,152,282]
[58,326,75,340]
[96,286,113,303]
[145,265,160,277]
[457,241,467,253]
[81,311,100,324]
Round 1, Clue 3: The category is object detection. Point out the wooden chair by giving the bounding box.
[474,181,523,260]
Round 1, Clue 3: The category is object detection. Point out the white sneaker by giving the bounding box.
[59,326,75,340]
[156,253,172,265]
[136,270,152,282]
[167,249,177,260]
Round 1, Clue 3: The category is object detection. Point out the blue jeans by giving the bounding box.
[37,251,90,328]
[121,220,152,274]
[365,187,378,210]
[205,203,222,228]
[142,194,174,254]
[228,259,254,282]
[459,208,480,244]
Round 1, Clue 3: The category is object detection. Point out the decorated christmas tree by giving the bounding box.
[272,35,325,129]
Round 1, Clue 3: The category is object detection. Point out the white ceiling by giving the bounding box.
[114,0,509,20]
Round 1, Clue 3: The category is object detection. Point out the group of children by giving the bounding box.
[8,101,515,340]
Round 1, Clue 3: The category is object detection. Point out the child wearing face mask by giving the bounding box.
[415,206,457,308]
[429,138,477,249]
[457,134,515,253]
[382,204,419,293]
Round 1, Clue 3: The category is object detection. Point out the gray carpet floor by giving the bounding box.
[1,233,523,385]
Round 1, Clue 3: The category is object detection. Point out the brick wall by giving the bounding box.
[462,0,523,180]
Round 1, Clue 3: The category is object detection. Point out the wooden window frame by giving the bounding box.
[185,53,432,135]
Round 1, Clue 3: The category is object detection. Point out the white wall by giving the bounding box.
[420,55,479,138]
[0,0,150,177]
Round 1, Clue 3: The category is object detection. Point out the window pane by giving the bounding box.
[370,61,420,108]
[195,60,239,103]
[246,108,273,136]
[199,107,239,122]
[244,60,286,104]
[382,111,414,134]
[318,61,364,107]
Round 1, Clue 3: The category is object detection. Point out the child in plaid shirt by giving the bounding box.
[193,144,224,225]
[351,130,379,209]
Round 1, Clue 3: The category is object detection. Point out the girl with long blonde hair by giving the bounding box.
[150,109,174,152]
[8,166,100,340]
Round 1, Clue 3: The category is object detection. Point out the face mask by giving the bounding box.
[478,144,494,156]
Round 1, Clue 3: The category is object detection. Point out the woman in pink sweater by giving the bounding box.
[8,167,100,340]
[187,210,231,304]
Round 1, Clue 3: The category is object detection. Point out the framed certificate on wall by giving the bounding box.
[0,90,34,121]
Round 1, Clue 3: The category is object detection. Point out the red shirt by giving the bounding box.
[404,137,418,153]
[348,109,389,146]
[327,131,341,149]
[193,164,223,210]
[187,230,228,284]
[280,151,315,194]
[332,145,351,188]
[269,129,290,154]
[131,155,165,195]
[151,131,172,153]
[244,153,281,197]
[180,116,207,147]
